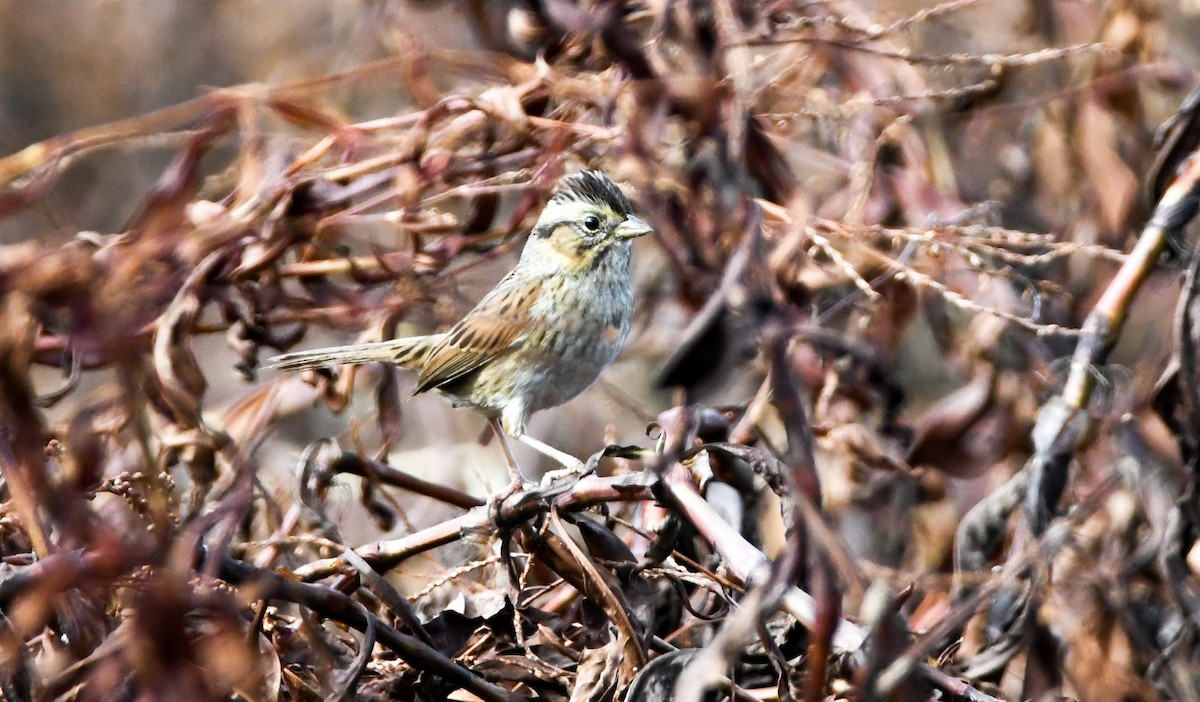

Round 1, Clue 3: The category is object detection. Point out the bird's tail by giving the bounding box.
[268,336,435,373]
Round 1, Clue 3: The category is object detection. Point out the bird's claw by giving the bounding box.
[539,460,589,488]
[487,477,535,525]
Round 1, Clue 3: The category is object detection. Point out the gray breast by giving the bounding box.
[519,262,632,410]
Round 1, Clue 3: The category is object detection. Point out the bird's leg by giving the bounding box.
[516,434,585,470]
[516,434,587,484]
[488,418,530,494]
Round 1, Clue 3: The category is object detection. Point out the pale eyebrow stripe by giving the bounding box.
[539,199,591,223]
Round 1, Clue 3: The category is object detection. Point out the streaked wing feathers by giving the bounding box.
[413,275,542,394]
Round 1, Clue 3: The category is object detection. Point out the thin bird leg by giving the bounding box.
[516,434,586,473]
[488,417,529,487]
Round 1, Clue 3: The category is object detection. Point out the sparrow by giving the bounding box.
[271,170,652,485]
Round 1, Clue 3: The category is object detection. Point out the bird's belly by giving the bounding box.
[448,271,633,420]
[511,323,624,411]
[437,323,621,415]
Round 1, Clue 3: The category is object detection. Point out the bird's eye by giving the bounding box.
[582,215,601,231]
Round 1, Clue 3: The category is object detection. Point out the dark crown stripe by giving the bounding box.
[552,170,632,217]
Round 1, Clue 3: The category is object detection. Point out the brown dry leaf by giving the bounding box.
[1031,110,1077,230]
[907,363,995,464]
[909,492,959,572]
[815,420,910,510]
[1041,588,1158,701]
[544,517,646,675]
[152,252,226,428]
[195,620,273,700]
[569,638,622,702]
[212,385,282,448]
[1075,97,1139,236]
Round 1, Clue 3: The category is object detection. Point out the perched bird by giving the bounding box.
[271,170,652,487]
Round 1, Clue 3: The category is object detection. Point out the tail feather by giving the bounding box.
[269,336,434,372]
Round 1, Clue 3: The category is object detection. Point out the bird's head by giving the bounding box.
[525,170,652,272]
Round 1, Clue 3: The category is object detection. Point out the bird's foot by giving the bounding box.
[487,475,534,526]
[538,459,588,488]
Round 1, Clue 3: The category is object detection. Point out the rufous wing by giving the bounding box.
[413,274,542,394]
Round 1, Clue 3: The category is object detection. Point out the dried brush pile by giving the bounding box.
[1,1,1199,700]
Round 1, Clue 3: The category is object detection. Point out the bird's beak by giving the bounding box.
[616,215,653,239]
